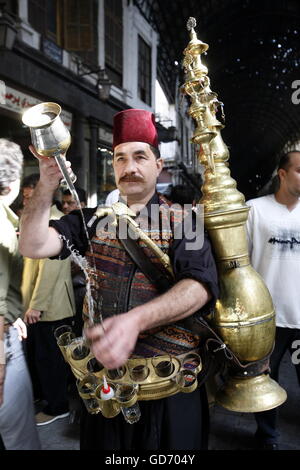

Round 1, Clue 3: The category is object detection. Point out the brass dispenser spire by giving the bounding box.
[182,18,286,411]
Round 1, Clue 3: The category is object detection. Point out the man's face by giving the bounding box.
[113,142,163,202]
[279,152,300,197]
[62,194,86,214]
[22,186,35,206]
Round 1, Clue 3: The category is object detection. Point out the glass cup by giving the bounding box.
[151,355,174,377]
[54,325,76,361]
[175,369,198,393]
[87,357,103,373]
[115,383,141,424]
[107,366,126,380]
[129,359,149,382]
[54,324,74,341]
[77,375,101,414]
[115,383,138,406]
[120,402,141,424]
[181,352,202,374]
[70,337,90,361]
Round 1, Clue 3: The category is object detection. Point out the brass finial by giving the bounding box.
[187,17,196,31]
[187,17,199,42]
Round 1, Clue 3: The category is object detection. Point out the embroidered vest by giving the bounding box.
[83,195,200,357]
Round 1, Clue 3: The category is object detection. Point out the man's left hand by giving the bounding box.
[24,309,41,325]
[13,318,28,341]
[85,313,140,369]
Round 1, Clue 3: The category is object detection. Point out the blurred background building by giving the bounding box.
[0,0,300,204]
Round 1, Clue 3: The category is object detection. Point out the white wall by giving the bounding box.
[17,0,40,50]
[155,80,177,160]
[120,1,158,110]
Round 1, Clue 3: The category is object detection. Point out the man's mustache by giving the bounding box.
[119,176,144,182]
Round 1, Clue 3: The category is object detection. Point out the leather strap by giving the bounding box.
[85,210,173,293]
[117,225,173,294]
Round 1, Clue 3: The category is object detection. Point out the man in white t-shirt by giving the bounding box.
[105,188,119,205]
[246,150,300,450]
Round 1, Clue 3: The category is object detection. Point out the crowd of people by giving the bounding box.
[0,143,89,447]
[0,108,299,451]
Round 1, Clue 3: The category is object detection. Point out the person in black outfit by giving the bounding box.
[19,109,219,450]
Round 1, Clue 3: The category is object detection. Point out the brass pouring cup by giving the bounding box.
[22,102,77,196]
[22,103,71,156]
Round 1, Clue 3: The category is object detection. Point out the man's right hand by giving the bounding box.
[19,146,66,259]
[29,145,72,192]
[84,312,140,370]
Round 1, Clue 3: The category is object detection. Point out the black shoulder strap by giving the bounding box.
[86,210,173,294]
[118,227,173,294]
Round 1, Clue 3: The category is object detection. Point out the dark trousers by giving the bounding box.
[255,326,300,444]
[0,434,5,450]
[80,385,209,451]
[73,285,85,337]
[25,317,73,416]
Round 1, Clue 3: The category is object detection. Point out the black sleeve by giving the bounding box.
[169,212,219,315]
[49,207,96,259]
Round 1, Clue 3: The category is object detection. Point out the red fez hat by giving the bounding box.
[113,109,158,149]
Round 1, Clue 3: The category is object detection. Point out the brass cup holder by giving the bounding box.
[181,352,202,375]
[56,329,203,407]
[151,355,175,378]
[77,374,101,414]
[175,369,198,393]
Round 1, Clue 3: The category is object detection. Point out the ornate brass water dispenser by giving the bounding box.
[182,18,286,412]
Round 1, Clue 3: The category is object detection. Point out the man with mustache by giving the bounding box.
[246,150,300,450]
[19,109,219,451]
